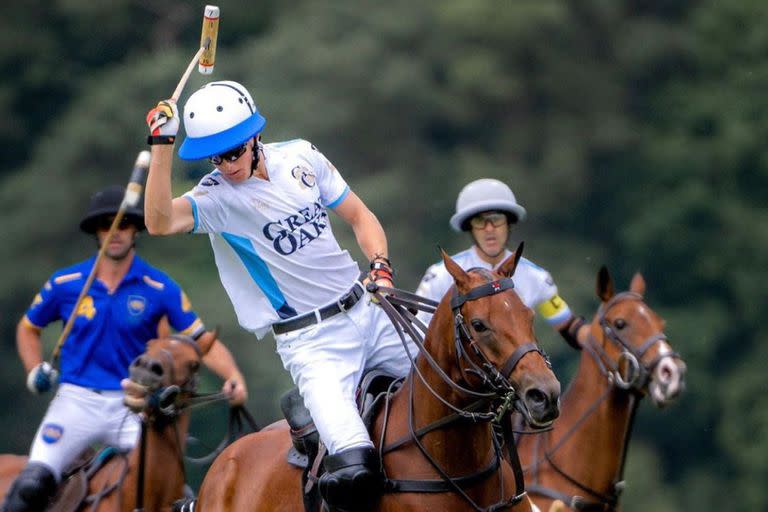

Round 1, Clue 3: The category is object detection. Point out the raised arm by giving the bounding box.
[144,100,195,235]
[144,144,195,235]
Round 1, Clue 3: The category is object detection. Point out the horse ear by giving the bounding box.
[498,241,524,277]
[629,272,646,295]
[196,329,218,356]
[597,265,614,302]
[441,248,471,291]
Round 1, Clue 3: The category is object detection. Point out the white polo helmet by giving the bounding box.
[178,81,267,161]
[449,178,527,232]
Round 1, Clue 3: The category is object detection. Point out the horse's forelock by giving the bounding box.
[466,267,495,283]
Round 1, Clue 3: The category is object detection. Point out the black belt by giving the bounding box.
[273,284,364,335]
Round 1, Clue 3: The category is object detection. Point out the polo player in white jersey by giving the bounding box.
[143,81,414,512]
[416,178,589,349]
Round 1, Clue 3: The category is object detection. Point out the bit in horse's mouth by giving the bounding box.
[515,400,557,430]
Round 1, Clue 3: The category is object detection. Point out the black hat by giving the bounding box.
[79,186,145,234]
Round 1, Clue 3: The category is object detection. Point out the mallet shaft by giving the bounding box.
[50,151,151,370]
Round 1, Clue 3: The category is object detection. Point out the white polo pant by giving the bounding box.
[29,383,140,480]
[274,289,417,455]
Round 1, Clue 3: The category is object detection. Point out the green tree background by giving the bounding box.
[1,1,765,509]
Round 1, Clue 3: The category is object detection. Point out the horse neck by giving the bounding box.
[551,328,640,496]
[405,321,495,474]
[124,411,190,511]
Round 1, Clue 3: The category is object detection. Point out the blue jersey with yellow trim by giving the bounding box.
[24,255,204,390]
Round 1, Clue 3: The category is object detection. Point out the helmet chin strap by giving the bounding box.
[250,137,262,177]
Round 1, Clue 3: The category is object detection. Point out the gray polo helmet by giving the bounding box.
[449,178,527,232]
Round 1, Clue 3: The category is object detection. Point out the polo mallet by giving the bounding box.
[171,5,220,102]
[50,151,151,370]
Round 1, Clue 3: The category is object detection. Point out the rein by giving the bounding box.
[525,291,679,511]
[370,278,546,511]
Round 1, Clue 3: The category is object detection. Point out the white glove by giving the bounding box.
[146,100,179,137]
[26,362,59,394]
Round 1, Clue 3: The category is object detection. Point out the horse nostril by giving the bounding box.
[149,362,164,377]
[525,388,548,409]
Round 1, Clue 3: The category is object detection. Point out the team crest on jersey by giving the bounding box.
[291,166,316,189]
[77,296,96,320]
[127,295,147,316]
[41,423,64,444]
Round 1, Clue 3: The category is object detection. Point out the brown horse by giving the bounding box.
[517,267,687,512]
[40,331,218,512]
[194,246,561,511]
[0,456,28,502]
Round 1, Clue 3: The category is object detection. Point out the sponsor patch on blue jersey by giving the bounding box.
[41,423,64,444]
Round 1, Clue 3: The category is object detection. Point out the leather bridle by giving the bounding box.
[371,275,551,512]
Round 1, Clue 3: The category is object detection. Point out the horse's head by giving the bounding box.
[439,243,561,428]
[123,331,216,418]
[592,266,687,407]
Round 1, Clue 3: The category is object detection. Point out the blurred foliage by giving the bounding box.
[0,0,765,509]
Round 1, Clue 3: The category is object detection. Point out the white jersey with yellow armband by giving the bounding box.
[415,247,572,327]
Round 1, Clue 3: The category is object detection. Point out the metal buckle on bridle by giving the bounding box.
[494,391,516,423]
[152,385,181,416]
[614,351,641,390]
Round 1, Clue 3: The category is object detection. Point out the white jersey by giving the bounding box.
[415,247,572,327]
[184,139,360,338]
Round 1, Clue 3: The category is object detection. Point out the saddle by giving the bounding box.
[47,447,125,512]
[280,370,402,512]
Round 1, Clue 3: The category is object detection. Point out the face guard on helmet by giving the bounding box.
[449,178,527,232]
[178,81,267,161]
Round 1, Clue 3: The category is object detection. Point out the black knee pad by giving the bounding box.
[2,463,57,512]
[318,447,383,512]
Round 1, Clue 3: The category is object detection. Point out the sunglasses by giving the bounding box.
[209,143,248,165]
[469,212,508,229]
[96,216,134,231]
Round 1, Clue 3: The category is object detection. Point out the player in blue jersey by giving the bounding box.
[144,81,409,511]
[416,178,589,348]
[1,186,248,512]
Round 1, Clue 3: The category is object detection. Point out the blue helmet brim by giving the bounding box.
[178,112,267,161]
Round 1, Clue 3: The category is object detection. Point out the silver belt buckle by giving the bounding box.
[337,286,357,312]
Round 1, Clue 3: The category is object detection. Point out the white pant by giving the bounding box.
[274,288,417,455]
[29,384,140,480]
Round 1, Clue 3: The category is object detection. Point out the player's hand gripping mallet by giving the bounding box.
[50,151,152,371]
[171,5,220,102]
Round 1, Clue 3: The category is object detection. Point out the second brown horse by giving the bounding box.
[517,267,687,512]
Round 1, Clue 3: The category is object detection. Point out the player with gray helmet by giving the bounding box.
[416,178,589,350]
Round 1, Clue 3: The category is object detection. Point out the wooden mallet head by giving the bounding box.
[198,5,220,74]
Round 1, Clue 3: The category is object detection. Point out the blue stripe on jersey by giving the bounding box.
[327,186,350,209]
[221,232,297,318]
[184,196,199,233]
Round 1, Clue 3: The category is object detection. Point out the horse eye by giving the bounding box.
[614,319,627,330]
[471,319,488,333]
